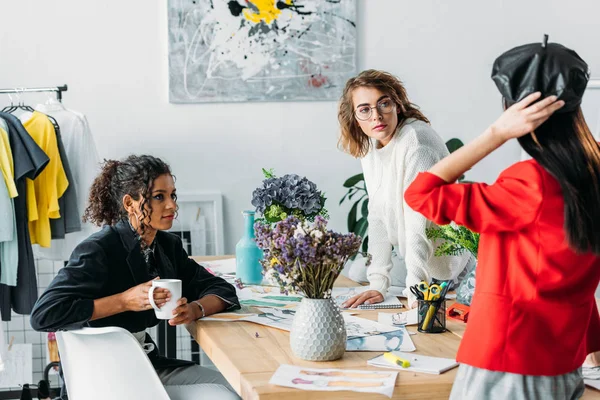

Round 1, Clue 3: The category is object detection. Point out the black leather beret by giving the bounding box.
[491,35,589,112]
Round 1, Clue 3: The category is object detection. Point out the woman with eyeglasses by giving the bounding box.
[338,70,471,308]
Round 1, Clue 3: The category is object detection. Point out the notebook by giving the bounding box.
[358,303,404,310]
[368,351,459,375]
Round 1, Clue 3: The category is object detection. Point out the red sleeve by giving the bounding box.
[404,161,544,233]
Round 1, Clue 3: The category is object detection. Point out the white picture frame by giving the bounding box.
[168,191,225,256]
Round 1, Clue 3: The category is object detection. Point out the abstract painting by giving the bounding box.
[167,0,357,103]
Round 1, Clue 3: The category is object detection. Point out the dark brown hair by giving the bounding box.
[519,107,600,254]
[338,69,430,158]
[84,155,174,238]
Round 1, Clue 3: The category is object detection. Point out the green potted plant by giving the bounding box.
[425,225,479,258]
[426,224,479,306]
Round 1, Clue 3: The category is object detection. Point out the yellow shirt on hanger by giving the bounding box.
[0,127,17,198]
[23,111,69,247]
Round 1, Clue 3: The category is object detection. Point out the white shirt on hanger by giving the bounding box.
[34,100,101,261]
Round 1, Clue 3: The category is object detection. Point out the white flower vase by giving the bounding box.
[290,298,346,361]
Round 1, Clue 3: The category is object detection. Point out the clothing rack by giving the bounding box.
[0,84,68,102]
[0,86,68,399]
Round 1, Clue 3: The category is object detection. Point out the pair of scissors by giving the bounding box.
[416,282,442,301]
[410,285,425,300]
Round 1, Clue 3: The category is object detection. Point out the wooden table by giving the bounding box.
[187,257,600,399]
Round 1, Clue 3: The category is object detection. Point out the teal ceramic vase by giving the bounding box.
[235,210,263,285]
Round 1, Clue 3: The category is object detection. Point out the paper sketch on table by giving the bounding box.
[346,327,415,352]
[378,309,419,327]
[241,299,288,308]
[248,307,296,331]
[201,303,258,321]
[203,306,296,331]
[332,287,402,308]
[269,364,397,398]
[368,351,459,375]
[343,315,401,339]
[0,344,32,388]
[236,285,303,309]
[199,258,237,280]
[205,306,407,338]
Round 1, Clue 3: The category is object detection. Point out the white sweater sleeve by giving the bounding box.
[367,212,393,294]
[401,146,444,302]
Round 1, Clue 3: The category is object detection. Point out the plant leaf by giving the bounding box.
[355,217,368,239]
[348,189,358,201]
[339,192,349,205]
[445,138,464,154]
[362,236,369,253]
[347,201,359,231]
[343,173,364,188]
[361,198,369,218]
[262,168,276,179]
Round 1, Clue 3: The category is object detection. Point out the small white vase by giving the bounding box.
[290,298,346,361]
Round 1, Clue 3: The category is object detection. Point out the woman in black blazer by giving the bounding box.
[31,155,240,399]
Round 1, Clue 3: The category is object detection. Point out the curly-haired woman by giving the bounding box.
[338,70,471,308]
[31,154,240,399]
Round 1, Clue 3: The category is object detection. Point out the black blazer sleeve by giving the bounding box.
[30,240,109,331]
[173,237,240,310]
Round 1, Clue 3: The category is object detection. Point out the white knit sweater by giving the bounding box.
[361,119,469,301]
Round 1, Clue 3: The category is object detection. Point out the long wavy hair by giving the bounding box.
[84,155,176,242]
[519,107,600,254]
[338,69,430,158]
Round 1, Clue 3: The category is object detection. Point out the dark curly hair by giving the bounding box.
[83,155,174,239]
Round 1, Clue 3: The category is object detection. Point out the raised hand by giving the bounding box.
[490,92,564,141]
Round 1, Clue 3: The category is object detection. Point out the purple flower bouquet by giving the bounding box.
[254,215,362,299]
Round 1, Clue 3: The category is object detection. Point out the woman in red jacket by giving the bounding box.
[405,40,600,399]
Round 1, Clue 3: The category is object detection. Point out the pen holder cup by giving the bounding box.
[417,299,446,333]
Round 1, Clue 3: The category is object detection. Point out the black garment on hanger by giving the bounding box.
[44,115,82,239]
[0,112,49,321]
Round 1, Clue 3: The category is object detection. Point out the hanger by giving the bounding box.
[17,88,35,112]
[46,114,61,134]
[1,92,18,113]
[41,93,66,111]
[2,88,35,114]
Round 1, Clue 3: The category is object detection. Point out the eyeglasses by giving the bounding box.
[354,99,396,121]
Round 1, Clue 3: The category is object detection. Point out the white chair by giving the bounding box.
[55,327,204,400]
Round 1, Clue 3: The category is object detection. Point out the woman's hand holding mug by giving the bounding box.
[147,279,182,319]
[121,277,171,312]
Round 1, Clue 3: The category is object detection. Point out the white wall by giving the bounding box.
[1,0,599,252]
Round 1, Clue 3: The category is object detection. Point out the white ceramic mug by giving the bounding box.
[148,279,182,319]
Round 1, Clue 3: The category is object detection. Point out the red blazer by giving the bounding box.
[405,160,600,376]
